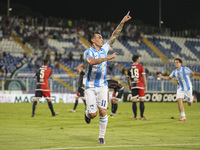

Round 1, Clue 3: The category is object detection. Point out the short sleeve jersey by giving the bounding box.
[35,66,51,91]
[127,63,145,89]
[169,66,192,91]
[84,42,111,88]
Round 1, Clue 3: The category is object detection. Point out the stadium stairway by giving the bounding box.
[59,63,77,77]
[113,77,129,90]
[53,77,74,91]
[11,33,32,55]
[50,63,76,91]
[11,33,76,91]
[142,36,169,63]
[5,33,31,78]
[79,36,90,48]
[55,62,77,91]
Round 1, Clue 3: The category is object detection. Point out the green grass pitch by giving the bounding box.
[0,102,199,150]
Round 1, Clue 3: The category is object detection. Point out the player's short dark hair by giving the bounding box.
[132,55,139,62]
[174,58,183,64]
[88,31,101,45]
[43,59,49,65]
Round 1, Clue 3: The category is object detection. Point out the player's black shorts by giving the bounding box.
[77,87,85,97]
[113,87,124,99]
[131,88,145,98]
[35,90,51,99]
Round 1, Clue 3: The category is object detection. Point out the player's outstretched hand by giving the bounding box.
[121,11,132,23]
[157,73,163,78]
[108,52,118,60]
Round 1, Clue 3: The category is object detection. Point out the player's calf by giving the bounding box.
[31,100,38,117]
[99,115,108,143]
[47,100,58,116]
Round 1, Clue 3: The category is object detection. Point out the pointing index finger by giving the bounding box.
[127,11,130,16]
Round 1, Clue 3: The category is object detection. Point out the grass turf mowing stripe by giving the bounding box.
[30,143,200,150]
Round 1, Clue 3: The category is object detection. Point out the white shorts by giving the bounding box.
[176,88,193,102]
[85,86,108,114]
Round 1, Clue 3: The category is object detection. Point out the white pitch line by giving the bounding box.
[30,143,200,150]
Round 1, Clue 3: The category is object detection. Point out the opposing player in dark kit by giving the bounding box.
[127,55,148,120]
[107,79,124,118]
[32,59,59,117]
[69,63,86,112]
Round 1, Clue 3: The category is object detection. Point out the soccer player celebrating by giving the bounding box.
[69,63,86,112]
[158,58,200,121]
[32,59,59,117]
[107,79,124,117]
[84,11,131,144]
[127,55,148,120]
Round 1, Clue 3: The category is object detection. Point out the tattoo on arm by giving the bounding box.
[95,58,107,64]
[88,57,108,65]
[193,72,200,76]
[109,22,124,46]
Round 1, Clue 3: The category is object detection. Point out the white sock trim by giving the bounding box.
[100,115,108,122]
[181,112,186,118]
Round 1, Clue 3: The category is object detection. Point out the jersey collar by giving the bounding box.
[176,66,182,71]
[42,65,47,67]
[90,46,102,53]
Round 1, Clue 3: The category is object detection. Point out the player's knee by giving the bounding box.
[177,98,182,103]
[187,102,192,106]
[34,98,39,102]
[114,99,118,104]
[89,112,97,119]
[132,99,137,102]
[111,99,117,104]
[99,109,107,117]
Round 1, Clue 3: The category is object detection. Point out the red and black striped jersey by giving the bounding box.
[127,63,145,89]
[35,66,51,91]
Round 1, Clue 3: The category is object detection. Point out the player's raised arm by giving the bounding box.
[108,11,132,47]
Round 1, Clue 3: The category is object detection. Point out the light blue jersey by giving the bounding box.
[84,42,111,88]
[169,66,192,91]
